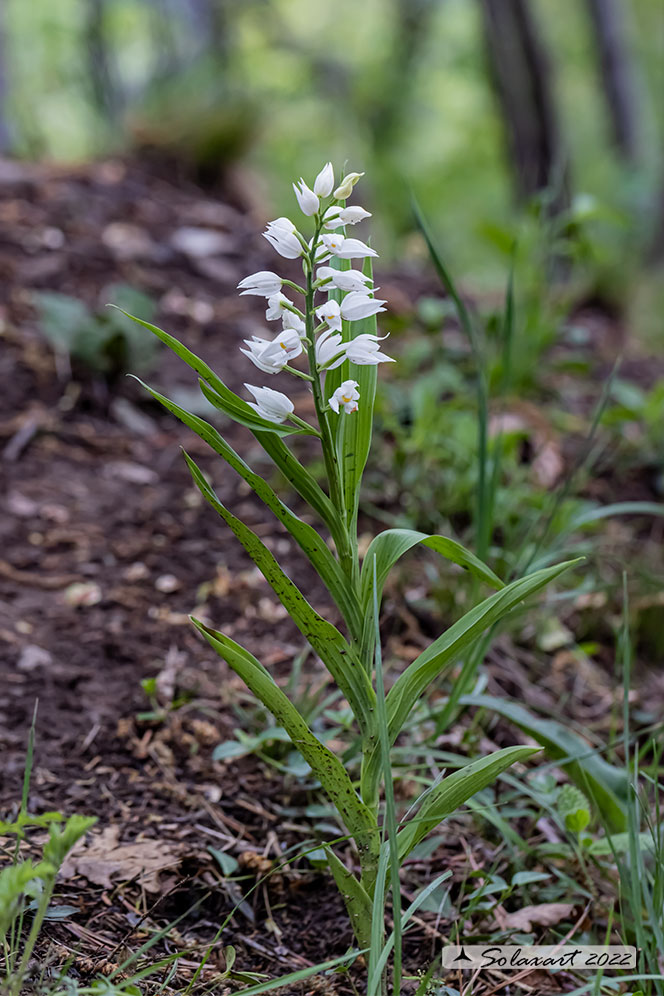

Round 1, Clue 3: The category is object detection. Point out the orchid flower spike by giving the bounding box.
[245,384,294,423]
[237,271,283,298]
[329,380,360,414]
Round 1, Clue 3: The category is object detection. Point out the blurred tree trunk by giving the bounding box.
[586,0,641,164]
[480,0,569,212]
[85,0,121,120]
[369,0,439,152]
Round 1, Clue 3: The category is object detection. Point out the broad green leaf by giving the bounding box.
[133,378,362,640]
[191,619,379,872]
[324,845,373,950]
[118,310,300,436]
[361,559,580,802]
[461,695,629,831]
[397,746,539,860]
[358,528,504,656]
[184,452,376,733]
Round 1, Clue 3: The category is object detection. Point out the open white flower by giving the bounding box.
[346,333,394,365]
[237,271,283,298]
[321,234,378,259]
[323,206,371,230]
[316,266,374,293]
[265,292,291,321]
[293,178,319,216]
[241,328,302,373]
[329,380,360,414]
[282,310,306,337]
[314,162,335,197]
[245,384,294,423]
[263,218,303,259]
[333,172,364,200]
[315,299,342,332]
[315,328,347,371]
[340,292,386,322]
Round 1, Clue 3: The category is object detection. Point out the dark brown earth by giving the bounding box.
[1,158,662,995]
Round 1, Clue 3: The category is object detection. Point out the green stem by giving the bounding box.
[13,877,55,996]
[304,222,355,581]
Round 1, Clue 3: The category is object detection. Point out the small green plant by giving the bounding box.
[123,163,577,983]
[33,283,157,378]
[1,709,96,996]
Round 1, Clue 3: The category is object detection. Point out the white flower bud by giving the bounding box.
[313,162,335,197]
[245,384,294,423]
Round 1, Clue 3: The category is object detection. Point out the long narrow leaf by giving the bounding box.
[133,378,362,639]
[119,310,301,436]
[184,452,376,734]
[396,746,539,859]
[324,845,373,950]
[461,695,629,831]
[361,558,580,801]
[191,620,379,868]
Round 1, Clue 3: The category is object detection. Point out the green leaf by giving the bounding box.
[334,257,378,531]
[184,452,376,733]
[361,559,580,802]
[557,783,591,833]
[358,527,504,655]
[43,815,97,868]
[191,619,379,873]
[461,695,629,832]
[118,310,300,437]
[324,845,373,950]
[119,309,344,542]
[397,746,539,860]
[133,379,361,639]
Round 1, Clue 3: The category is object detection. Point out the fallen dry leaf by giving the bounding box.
[502,902,575,931]
[59,825,185,892]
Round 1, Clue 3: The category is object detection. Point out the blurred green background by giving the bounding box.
[4,0,664,291]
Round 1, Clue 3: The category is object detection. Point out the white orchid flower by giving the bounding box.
[323,206,371,230]
[340,292,386,322]
[345,333,394,365]
[315,328,347,371]
[263,217,303,259]
[237,271,283,298]
[316,266,374,293]
[314,162,334,197]
[240,328,302,373]
[329,380,360,414]
[333,172,364,200]
[315,299,342,332]
[245,384,294,423]
[282,310,306,337]
[321,233,378,259]
[265,292,291,321]
[293,178,319,216]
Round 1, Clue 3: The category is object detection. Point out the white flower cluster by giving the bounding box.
[236,163,393,424]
